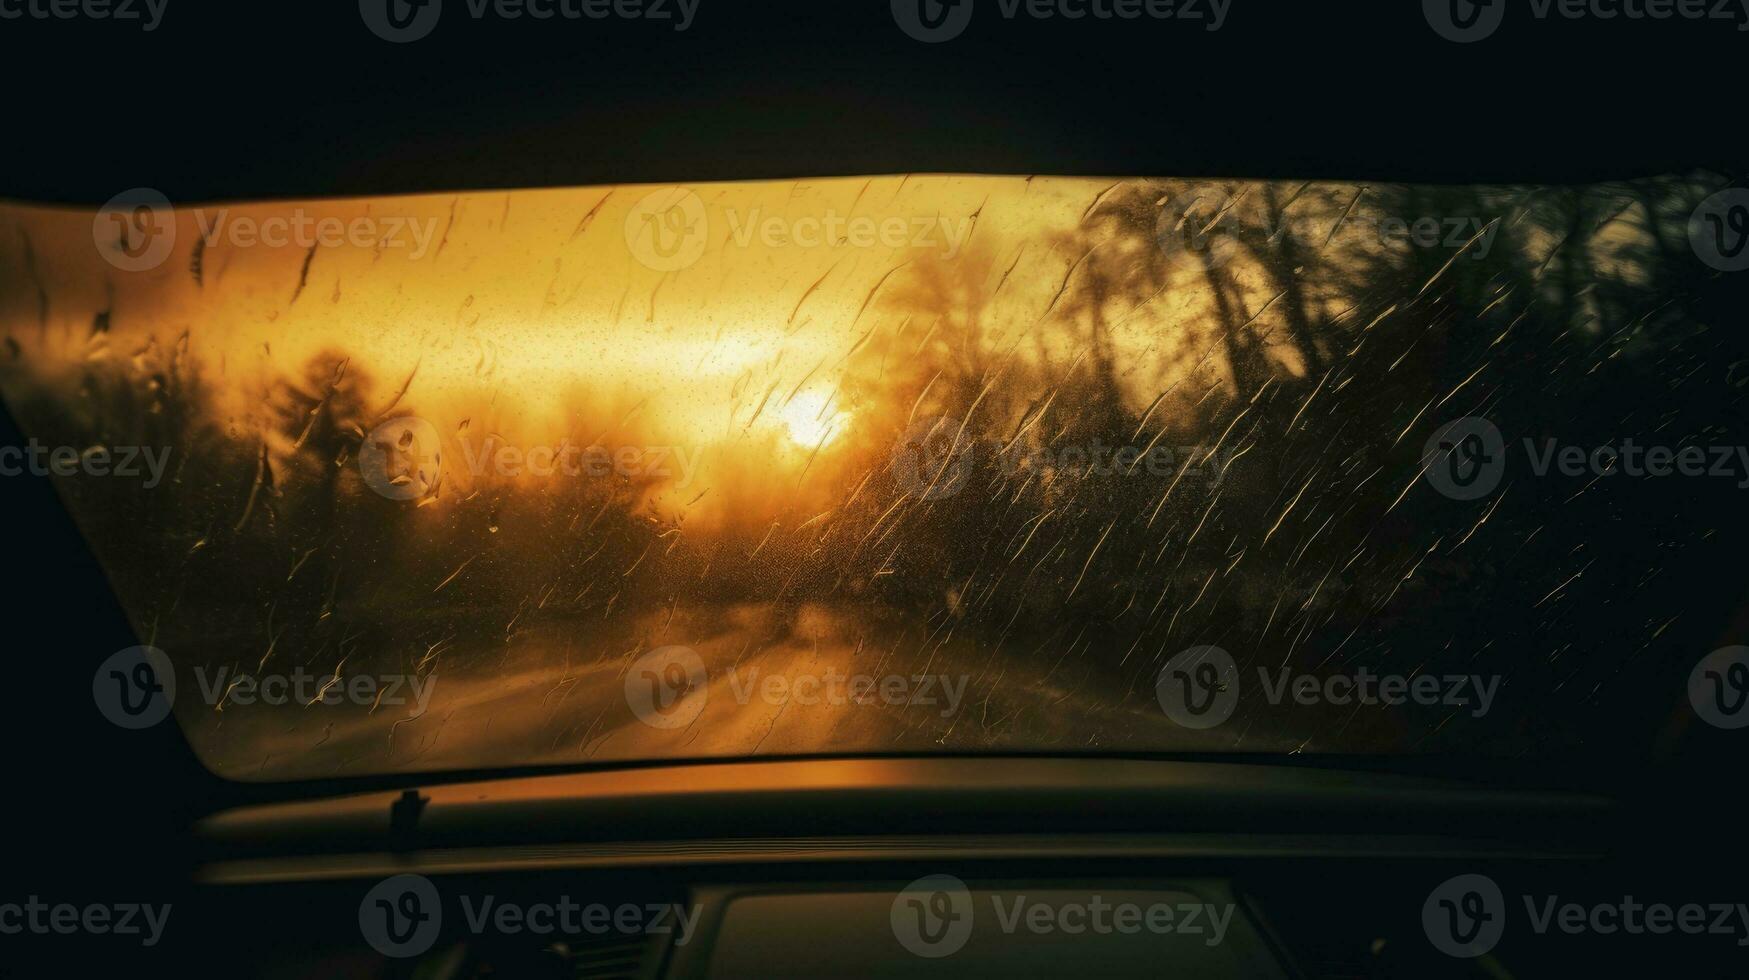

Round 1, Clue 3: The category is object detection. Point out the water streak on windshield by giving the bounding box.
[2,174,1745,779]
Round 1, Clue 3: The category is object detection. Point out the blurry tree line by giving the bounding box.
[4,172,1747,757]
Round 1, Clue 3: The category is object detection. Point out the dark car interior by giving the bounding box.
[4,2,1748,976]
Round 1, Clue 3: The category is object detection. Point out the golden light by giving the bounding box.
[777,389,851,451]
[0,174,1114,530]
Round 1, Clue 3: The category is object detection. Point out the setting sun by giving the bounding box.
[777,390,851,450]
[0,170,1725,783]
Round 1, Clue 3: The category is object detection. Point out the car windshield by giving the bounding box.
[2,173,1745,780]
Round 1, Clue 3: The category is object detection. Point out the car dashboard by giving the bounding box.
[179,756,1737,978]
